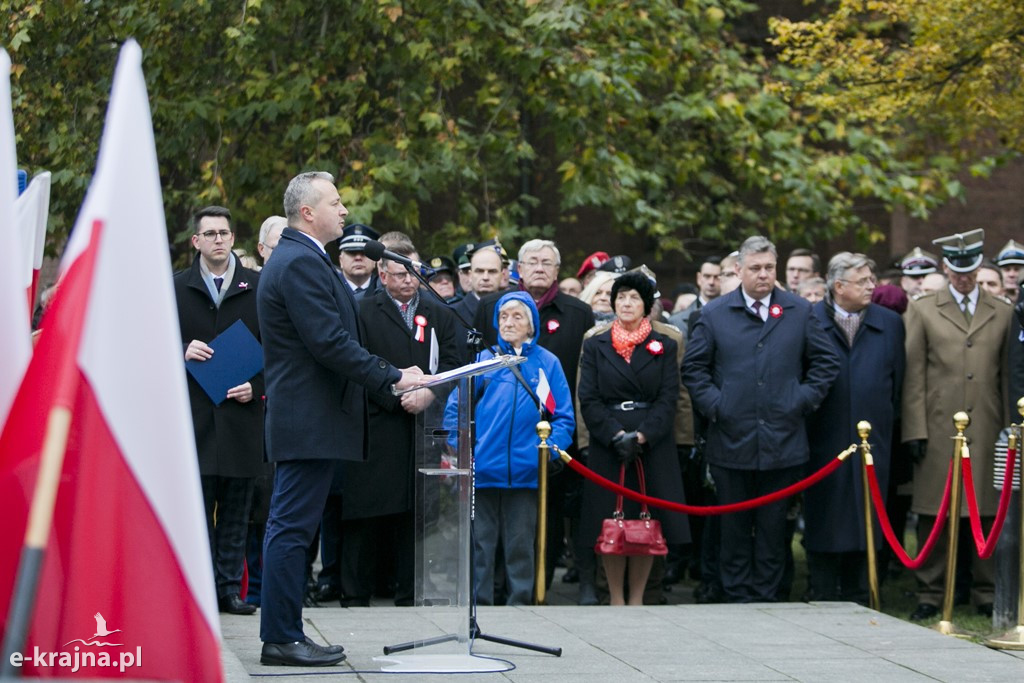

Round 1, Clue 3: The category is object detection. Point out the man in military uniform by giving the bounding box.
[993,239,1024,303]
[898,247,939,298]
[902,229,1012,621]
[337,223,380,299]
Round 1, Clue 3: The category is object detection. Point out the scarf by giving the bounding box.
[525,280,561,311]
[611,317,652,363]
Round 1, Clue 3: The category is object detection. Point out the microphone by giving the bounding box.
[363,240,435,274]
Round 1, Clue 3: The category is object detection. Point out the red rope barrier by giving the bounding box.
[960,444,1016,559]
[865,459,952,570]
[558,445,855,516]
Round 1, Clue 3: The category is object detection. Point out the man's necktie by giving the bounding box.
[752,300,764,322]
[837,314,859,346]
[960,297,972,324]
[214,276,224,292]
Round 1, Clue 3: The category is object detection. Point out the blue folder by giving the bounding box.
[185,319,263,405]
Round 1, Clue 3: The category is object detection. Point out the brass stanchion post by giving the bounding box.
[935,411,970,636]
[986,398,1024,650]
[535,421,551,605]
[857,421,881,611]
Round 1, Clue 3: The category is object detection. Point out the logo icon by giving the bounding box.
[63,613,123,647]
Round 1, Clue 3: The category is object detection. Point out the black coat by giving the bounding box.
[257,228,400,463]
[342,291,462,518]
[804,301,905,553]
[578,328,690,545]
[173,254,264,478]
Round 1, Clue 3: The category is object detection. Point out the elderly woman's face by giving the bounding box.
[614,288,645,326]
[498,304,532,347]
[591,280,614,313]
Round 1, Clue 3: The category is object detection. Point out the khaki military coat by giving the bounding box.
[902,287,1012,515]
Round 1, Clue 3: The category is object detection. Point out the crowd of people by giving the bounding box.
[171,170,1024,666]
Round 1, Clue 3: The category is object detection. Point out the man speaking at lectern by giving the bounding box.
[257,171,425,667]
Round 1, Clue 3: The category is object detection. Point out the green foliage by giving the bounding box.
[3,0,955,263]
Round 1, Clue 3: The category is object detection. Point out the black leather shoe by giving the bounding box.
[304,636,344,655]
[977,603,994,618]
[313,584,340,603]
[219,595,256,615]
[909,603,939,621]
[339,596,370,608]
[261,640,346,667]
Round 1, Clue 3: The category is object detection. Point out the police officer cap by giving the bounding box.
[339,223,380,252]
[994,239,1024,267]
[469,238,510,266]
[932,228,984,273]
[452,242,476,270]
[899,247,939,276]
[598,254,632,274]
[427,255,456,279]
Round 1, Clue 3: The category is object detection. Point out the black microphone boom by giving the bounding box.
[362,240,435,274]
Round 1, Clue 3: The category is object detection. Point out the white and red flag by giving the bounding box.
[0,49,32,430]
[16,169,51,312]
[0,41,222,680]
[537,368,556,415]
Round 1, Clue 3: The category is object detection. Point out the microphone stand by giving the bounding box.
[381,260,561,659]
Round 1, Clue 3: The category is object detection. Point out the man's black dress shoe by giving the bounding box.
[261,640,346,667]
[339,596,370,608]
[313,584,341,603]
[219,595,256,615]
[304,636,344,655]
[909,603,939,621]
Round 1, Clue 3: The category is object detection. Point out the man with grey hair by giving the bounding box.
[683,235,839,603]
[473,237,596,601]
[257,171,426,666]
[257,215,287,265]
[804,252,904,603]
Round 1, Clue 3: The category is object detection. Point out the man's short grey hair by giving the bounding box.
[498,298,535,337]
[797,276,826,297]
[826,252,876,291]
[258,215,288,245]
[737,236,777,265]
[518,239,561,266]
[283,171,335,222]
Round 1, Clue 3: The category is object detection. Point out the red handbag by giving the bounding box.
[594,459,668,556]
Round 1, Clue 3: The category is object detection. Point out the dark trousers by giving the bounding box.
[340,511,415,604]
[711,464,800,603]
[318,493,344,592]
[244,473,272,605]
[807,551,868,603]
[260,460,335,644]
[200,475,255,600]
[915,514,995,607]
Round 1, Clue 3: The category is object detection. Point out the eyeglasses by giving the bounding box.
[521,259,557,269]
[385,270,416,280]
[198,230,233,242]
[840,276,877,287]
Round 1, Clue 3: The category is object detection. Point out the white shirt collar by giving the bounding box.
[948,284,978,307]
[741,289,771,309]
[294,229,326,254]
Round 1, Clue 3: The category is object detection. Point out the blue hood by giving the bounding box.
[493,290,540,354]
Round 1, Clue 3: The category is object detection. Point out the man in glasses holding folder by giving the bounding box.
[174,205,265,616]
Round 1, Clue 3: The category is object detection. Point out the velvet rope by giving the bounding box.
[960,443,1017,559]
[557,444,856,516]
[865,459,952,570]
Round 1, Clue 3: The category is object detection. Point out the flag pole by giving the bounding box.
[1,406,74,676]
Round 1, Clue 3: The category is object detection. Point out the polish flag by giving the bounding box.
[0,41,221,680]
[0,49,31,429]
[16,169,51,312]
[537,368,556,415]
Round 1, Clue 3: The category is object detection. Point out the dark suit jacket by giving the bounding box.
[173,254,264,478]
[257,228,400,463]
[682,287,840,471]
[342,291,462,518]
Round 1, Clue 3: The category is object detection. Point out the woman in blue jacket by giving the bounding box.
[445,291,574,605]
